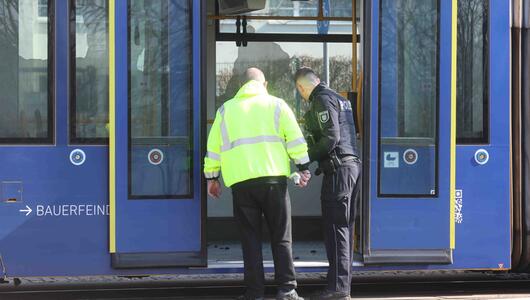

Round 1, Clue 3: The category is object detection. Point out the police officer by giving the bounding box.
[204,68,311,300]
[294,67,361,300]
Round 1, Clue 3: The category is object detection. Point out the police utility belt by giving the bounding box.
[316,150,360,176]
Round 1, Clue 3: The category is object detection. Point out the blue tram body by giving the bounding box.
[0,0,525,281]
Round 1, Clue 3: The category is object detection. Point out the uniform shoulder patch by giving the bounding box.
[318,111,330,124]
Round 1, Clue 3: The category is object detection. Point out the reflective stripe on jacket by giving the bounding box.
[204,80,309,187]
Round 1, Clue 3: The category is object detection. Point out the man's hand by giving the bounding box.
[297,170,311,187]
[207,179,222,199]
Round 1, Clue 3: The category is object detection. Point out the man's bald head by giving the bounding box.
[245,67,266,84]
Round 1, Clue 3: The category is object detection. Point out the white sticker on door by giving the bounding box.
[384,152,399,168]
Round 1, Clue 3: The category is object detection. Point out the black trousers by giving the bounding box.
[321,162,361,294]
[232,180,297,297]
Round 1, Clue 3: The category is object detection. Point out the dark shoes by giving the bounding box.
[276,289,304,300]
[309,290,350,300]
[235,290,304,300]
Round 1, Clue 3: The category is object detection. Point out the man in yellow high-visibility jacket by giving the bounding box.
[204,68,310,300]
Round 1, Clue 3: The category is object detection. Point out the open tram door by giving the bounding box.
[361,0,457,264]
[108,0,207,268]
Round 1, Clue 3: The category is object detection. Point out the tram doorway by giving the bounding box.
[204,0,458,268]
[204,0,363,267]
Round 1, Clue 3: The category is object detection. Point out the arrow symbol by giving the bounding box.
[19,205,32,216]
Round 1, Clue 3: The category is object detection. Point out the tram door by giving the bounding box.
[109,0,205,268]
[363,0,456,263]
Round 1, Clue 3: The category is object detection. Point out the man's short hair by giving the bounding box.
[293,67,320,83]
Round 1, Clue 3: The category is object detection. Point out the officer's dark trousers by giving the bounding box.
[232,179,297,297]
[321,162,361,294]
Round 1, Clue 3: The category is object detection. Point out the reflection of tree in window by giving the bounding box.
[128,0,193,197]
[457,0,487,143]
[0,0,49,139]
[74,0,109,139]
[216,41,352,117]
[216,39,293,109]
[129,0,191,139]
[130,0,169,138]
[380,0,437,139]
[291,54,352,113]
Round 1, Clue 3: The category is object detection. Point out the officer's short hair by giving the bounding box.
[294,67,320,85]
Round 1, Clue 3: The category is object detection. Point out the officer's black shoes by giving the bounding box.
[309,290,350,300]
[235,294,264,300]
[276,289,304,300]
[234,289,303,300]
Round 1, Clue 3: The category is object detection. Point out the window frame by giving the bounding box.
[376,0,441,198]
[455,0,490,145]
[0,0,55,145]
[68,0,110,145]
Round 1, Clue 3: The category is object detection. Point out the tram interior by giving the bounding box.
[205,0,361,267]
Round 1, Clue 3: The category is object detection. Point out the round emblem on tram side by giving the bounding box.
[474,149,489,165]
[148,149,164,165]
[403,149,418,165]
[69,149,86,166]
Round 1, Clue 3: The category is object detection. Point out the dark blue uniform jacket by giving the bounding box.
[303,83,359,163]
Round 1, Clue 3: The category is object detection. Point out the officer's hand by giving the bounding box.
[298,170,311,188]
[207,179,222,199]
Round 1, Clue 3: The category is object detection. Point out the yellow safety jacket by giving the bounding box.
[204,80,309,187]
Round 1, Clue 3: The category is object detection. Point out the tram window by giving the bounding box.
[457,0,489,144]
[329,0,355,18]
[0,0,54,144]
[217,0,353,35]
[216,42,353,119]
[70,0,109,144]
[38,0,47,18]
[128,0,193,198]
[232,0,319,17]
[217,0,355,18]
[378,0,439,196]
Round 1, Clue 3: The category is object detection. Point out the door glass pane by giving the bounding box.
[457,0,488,144]
[71,0,109,143]
[0,0,53,143]
[128,0,192,198]
[378,0,439,196]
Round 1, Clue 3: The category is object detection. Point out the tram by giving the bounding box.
[0,0,528,281]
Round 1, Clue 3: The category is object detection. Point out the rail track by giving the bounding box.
[2,271,530,299]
